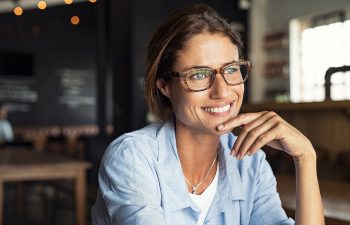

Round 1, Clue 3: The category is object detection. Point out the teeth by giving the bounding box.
[204,104,230,113]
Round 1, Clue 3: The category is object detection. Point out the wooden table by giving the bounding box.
[0,149,91,225]
[277,175,350,225]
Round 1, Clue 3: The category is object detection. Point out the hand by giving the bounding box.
[216,111,315,160]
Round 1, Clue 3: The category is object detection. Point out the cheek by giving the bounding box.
[236,84,245,99]
[170,92,204,118]
[231,85,245,111]
[240,86,245,99]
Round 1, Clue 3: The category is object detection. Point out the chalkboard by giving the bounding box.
[0,2,98,126]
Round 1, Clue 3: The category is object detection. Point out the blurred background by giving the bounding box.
[0,0,349,224]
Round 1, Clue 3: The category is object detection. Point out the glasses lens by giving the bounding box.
[223,63,249,84]
[186,69,213,91]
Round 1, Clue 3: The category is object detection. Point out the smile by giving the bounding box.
[203,104,231,113]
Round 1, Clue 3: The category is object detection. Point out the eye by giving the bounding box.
[189,70,211,80]
[224,65,239,75]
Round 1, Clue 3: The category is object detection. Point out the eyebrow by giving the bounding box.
[182,60,240,71]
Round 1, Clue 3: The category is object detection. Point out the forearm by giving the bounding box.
[294,150,324,225]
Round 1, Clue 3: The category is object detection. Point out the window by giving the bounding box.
[290,10,350,102]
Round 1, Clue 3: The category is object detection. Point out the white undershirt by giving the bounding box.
[189,164,219,225]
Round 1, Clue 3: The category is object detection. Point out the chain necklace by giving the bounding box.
[183,153,218,195]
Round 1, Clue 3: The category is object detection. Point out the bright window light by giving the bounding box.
[294,20,350,102]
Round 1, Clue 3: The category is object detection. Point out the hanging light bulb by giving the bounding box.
[89,0,97,3]
[38,1,47,10]
[64,0,73,4]
[14,6,23,16]
[12,0,23,16]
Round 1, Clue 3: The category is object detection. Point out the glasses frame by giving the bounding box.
[170,60,252,92]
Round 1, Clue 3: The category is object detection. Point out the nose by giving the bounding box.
[209,73,230,99]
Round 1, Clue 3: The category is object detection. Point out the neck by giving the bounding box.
[175,119,220,183]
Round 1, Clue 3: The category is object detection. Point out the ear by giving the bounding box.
[156,79,171,98]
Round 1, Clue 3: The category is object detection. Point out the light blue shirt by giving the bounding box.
[0,119,14,143]
[92,120,294,225]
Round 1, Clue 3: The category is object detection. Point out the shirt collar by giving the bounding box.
[155,119,246,213]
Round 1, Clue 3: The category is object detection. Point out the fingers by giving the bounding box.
[232,115,279,159]
[231,112,280,159]
[216,111,269,132]
[247,125,280,156]
[220,110,313,160]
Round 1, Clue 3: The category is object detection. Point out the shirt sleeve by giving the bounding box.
[94,137,167,225]
[249,152,295,225]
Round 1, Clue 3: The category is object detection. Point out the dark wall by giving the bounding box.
[0,2,98,126]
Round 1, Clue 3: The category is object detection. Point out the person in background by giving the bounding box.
[0,102,14,145]
[92,4,324,225]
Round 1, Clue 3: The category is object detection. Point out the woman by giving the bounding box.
[92,4,324,225]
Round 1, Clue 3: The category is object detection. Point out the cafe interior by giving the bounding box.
[0,0,349,224]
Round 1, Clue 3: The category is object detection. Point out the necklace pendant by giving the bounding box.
[192,186,197,194]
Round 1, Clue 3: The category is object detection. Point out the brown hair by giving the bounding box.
[144,4,243,122]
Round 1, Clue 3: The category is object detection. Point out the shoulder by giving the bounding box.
[98,122,166,190]
[101,122,163,166]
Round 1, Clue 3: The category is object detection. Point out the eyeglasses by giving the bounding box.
[170,60,252,92]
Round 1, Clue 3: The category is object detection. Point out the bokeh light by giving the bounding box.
[38,1,47,10]
[14,7,23,16]
[71,16,80,25]
[64,0,73,4]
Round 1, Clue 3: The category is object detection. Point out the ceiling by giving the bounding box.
[0,0,87,13]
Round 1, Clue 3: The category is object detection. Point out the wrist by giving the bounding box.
[293,148,317,165]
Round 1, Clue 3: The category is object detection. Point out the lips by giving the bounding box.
[203,103,231,113]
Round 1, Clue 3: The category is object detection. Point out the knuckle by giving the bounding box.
[231,120,239,127]
[267,111,277,117]
[268,112,282,123]
[241,126,251,135]
[275,122,284,130]
[262,110,270,115]
[248,129,257,138]
[258,134,267,144]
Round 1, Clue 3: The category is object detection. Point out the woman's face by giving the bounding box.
[157,32,244,135]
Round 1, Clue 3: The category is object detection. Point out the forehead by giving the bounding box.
[174,32,239,69]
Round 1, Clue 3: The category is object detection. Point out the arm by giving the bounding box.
[294,150,323,225]
[93,137,166,225]
[217,111,324,225]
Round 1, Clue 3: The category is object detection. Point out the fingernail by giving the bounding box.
[217,124,224,131]
[235,153,240,159]
[231,150,236,156]
[247,151,251,156]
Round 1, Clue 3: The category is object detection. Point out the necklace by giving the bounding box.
[183,153,218,195]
